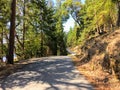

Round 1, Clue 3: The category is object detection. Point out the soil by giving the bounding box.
[70,29,120,90]
[71,55,120,90]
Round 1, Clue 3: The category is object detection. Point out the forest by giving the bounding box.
[0,0,120,89]
[67,0,120,46]
[0,0,120,71]
[0,0,69,64]
[65,0,120,89]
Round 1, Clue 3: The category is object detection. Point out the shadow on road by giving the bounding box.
[1,56,93,90]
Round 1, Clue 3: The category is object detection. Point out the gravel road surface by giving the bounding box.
[0,56,93,90]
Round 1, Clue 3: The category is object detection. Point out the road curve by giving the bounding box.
[0,56,94,90]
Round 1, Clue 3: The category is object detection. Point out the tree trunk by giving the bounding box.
[59,35,67,55]
[0,27,3,60]
[117,1,120,27]
[53,39,57,55]
[7,0,16,64]
[40,31,44,57]
[23,0,26,58]
[110,24,114,31]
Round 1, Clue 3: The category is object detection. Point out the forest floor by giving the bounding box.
[0,56,93,90]
[70,29,120,90]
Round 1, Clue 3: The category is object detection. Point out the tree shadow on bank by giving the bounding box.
[74,39,108,66]
[1,56,93,90]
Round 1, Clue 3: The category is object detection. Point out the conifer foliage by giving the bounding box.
[66,0,120,46]
[0,0,120,64]
[0,0,67,64]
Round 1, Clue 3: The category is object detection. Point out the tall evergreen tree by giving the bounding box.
[54,0,68,55]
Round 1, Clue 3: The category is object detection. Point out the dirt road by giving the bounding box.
[0,56,93,90]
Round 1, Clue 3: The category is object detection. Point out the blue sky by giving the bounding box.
[63,15,75,32]
[63,0,85,32]
[52,0,85,32]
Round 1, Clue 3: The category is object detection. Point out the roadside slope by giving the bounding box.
[71,30,120,90]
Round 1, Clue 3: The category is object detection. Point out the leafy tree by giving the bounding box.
[78,0,118,44]
[63,0,82,27]
[66,0,119,46]
[0,0,10,60]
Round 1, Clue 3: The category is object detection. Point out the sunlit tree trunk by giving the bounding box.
[0,27,3,60]
[7,0,16,64]
[1,27,3,57]
[40,31,44,57]
[117,1,120,27]
[23,0,26,58]
[104,24,106,32]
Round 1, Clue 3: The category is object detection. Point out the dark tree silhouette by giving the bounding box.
[7,0,16,64]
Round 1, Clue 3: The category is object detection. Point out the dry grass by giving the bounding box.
[71,30,120,90]
[71,52,120,90]
[70,30,120,90]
